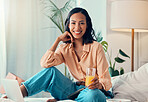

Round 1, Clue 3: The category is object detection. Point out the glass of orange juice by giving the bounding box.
[85,68,96,87]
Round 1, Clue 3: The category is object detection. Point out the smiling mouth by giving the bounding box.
[74,31,82,35]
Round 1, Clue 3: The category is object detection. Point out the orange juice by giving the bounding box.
[85,76,95,86]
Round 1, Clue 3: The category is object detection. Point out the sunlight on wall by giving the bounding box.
[0,0,7,80]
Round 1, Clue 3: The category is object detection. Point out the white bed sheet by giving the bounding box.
[0,98,76,102]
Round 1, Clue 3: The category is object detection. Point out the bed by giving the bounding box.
[1,64,148,102]
[111,63,148,102]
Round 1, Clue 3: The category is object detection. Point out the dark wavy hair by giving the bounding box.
[64,7,97,44]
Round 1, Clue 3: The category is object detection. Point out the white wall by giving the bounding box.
[138,33,148,66]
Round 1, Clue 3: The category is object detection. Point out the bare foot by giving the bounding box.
[2,95,7,98]
[46,99,57,102]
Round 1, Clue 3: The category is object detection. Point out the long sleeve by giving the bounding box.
[97,44,112,91]
[40,47,64,68]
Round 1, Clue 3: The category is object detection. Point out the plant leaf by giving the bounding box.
[120,67,124,75]
[101,41,108,52]
[48,16,63,33]
[108,67,114,77]
[97,37,103,42]
[61,0,75,13]
[112,70,119,77]
[44,0,64,33]
[119,49,130,58]
[96,31,103,42]
[60,0,76,31]
[108,50,112,68]
[115,57,125,63]
[113,61,116,69]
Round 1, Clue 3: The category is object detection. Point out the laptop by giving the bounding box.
[1,79,50,102]
[1,79,24,102]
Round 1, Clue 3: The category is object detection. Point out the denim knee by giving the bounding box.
[43,66,57,74]
[42,66,59,78]
[87,89,106,102]
[22,66,57,96]
[75,88,106,102]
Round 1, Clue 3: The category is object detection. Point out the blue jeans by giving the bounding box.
[22,67,106,102]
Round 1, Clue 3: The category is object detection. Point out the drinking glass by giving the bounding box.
[85,68,96,87]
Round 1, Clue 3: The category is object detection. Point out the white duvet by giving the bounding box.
[112,63,148,102]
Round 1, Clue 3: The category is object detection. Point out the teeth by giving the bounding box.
[75,31,81,33]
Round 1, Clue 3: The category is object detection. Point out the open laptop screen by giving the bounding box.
[1,79,24,102]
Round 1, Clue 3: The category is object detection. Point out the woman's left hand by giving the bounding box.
[88,77,103,89]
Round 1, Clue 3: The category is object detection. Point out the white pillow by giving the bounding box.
[111,63,148,102]
[117,63,148,83]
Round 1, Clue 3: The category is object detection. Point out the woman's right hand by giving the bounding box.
[48,31,73,52]
[58,31,74,42]
[76,81,85,86]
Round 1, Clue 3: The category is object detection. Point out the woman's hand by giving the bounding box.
[49,31,73,52]
[88,77,103,89]
[58,31,74,42]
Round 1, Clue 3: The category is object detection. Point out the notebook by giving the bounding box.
[1,79,24,102]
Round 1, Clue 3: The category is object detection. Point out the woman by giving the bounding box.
[20,7,112,102]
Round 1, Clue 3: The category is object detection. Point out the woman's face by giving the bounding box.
[69,12,87,40]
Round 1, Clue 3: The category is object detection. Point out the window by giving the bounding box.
[0,0,6,82]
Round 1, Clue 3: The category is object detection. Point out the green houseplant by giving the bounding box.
[96,32,130,77]
[107,49,130,77]
[41,0,76,79]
